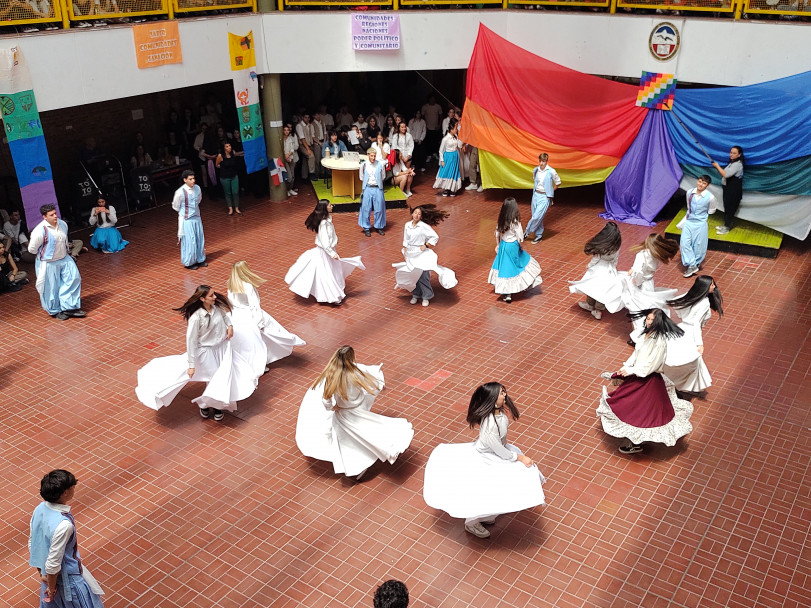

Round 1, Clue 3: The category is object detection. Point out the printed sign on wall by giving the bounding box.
[133,21,182,69]
[351,14,401,51]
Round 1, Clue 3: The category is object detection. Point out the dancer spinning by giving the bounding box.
[423,382,546,539]
[623,234,680,340]
[598,309,694,454]
[295,346,414,481]
[663,275,724,394]
[569,221,624,319]
[433,118,463,197]
[488,197,542,303]
[135,285,258,420]
[285,200,365,305]
[393,204,457,307]
[227,261,305,376]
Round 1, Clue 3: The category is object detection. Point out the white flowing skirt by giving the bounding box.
[621,276,678,313]
[295,364,414,476]
[231,307,305,370]
[423,443,546,519]
[135,341,258,412]
[285,246,365,304]
[568,260,624,313]
[393,247,457,292]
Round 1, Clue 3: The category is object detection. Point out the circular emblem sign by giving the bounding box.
[649,22,680,62]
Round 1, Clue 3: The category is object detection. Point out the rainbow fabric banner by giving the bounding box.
[462,26,647,190]
[228,32,267,174]
[636,72,676,110]
[0,46,59,230]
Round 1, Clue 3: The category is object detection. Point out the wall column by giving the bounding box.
[260,74,287,202]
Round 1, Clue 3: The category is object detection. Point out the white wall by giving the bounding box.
[4,11,811,111]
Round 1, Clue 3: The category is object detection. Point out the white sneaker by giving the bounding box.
[422,299,429,307]
[591,309,602,320]
[410,296,418,304]
[577,301,594,311]
[465,522,490,538]
[406,191,413,197]
[465,183,478,190]
[683,265,699,278]
[715,226,730,235]
[477,186,483,193]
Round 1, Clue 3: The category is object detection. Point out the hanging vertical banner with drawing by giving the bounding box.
[228,31,267,174]
[0,46,59,230]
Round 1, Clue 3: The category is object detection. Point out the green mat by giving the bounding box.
[665,208,782,258]
[310,178,407,206]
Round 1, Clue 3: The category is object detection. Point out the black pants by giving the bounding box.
[723,177,743,228]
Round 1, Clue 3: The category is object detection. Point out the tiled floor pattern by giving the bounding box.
[1,172,809,608]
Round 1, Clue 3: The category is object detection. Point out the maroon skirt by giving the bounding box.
[606,373,675,428]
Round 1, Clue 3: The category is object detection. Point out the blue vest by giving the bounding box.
[29,502,82,576]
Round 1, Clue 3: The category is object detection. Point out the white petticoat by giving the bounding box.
[423,442,546,519]
[285,246,365,304]
[393,247,457,291]
[295,364,414,477]
[135,341,258,412]
[568,259,625,313]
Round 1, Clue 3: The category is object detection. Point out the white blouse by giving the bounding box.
[315,217,338,257]
[623,334,666,377]
[322,379,379,411]
[88,206,118,228]
[673,298,711,346]
[391,132,414,158]
[228,282,263,326]
[629,250,660,290]
[496,220,524,244]
[403,220,439,253]
[186,306,232,367]
[438,134,462,162]
[475,412,517,461]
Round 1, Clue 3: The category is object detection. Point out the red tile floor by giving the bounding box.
[2,173,810,608]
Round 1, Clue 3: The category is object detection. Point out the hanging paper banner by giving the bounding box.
[637,72,676,110]
[351,14,401,51]
[0,46,59,230]
[228,32,266,174]
[133,21,182,69]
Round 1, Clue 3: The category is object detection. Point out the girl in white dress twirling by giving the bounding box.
[623,234,680,343]
[228,261,305,375]
[393,204,457,307]
[663,275,724,393]
[423,382,546,539]
[569,221,624,319]
[285,200,365,305]
[295,346,414,481]
[135,285,259,420]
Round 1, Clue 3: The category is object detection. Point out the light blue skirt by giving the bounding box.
[488,240,542,295]
[433,150,462,192]
[90,227,128,253]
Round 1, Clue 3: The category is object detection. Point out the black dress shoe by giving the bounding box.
[185,263,199,270]
[364,229,371,237]
[198,260,209,267]
[377,229,385,236]
[627,339,636,347]
[65,309,87,318]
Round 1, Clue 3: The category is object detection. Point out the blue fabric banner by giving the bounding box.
[602,110,683,226]
[665,70,811,167]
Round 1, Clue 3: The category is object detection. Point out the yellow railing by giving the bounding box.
[1,0,808,28]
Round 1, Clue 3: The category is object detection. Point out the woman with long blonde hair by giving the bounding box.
[227,261,305,375]
[295,346,413,481]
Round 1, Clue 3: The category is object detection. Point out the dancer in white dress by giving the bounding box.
[228,261,305,375]
[393,205,457,307]
[424,382,546,538]
[598,309,694,454]
[569,221,624,319]
[135,285,259,420]
[295,346,414,480]
[663,276,723,393]
[623,234,680,342]
[285,200,365,305]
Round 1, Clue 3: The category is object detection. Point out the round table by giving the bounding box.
[321,155,368,199]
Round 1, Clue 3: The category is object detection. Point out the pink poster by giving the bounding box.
[351,14,400,51]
